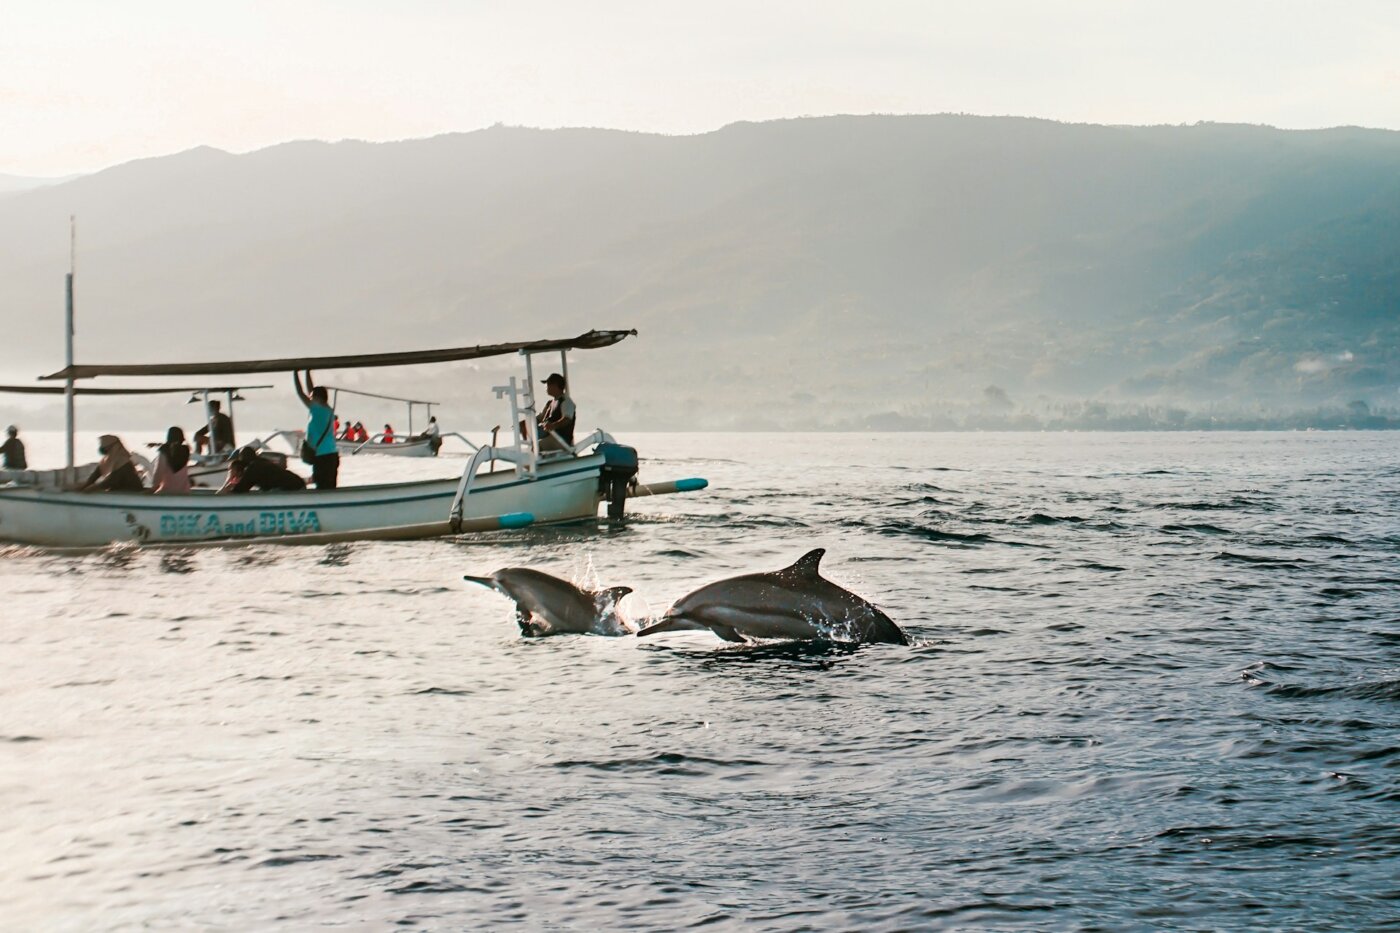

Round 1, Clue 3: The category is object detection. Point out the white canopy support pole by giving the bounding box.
[521,351,539,476]
[493,376,528,478]
[407,400,414,436]
[201,389,215,455]
[560,350,569,392]
[225,389,236,448]
[64,216,76,478]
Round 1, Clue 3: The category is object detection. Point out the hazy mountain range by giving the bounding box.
[0,173,80,197]
[1,115,1397,432]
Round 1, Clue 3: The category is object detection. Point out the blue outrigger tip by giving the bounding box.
[675,477,708,492]
[497,512,536,529]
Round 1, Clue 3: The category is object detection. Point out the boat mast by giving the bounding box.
[64,217,76,476]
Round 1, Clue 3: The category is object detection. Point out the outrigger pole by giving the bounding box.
[64,217,76,479]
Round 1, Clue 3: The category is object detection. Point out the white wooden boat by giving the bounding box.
[0,450,612,548]
[1,298,707,548]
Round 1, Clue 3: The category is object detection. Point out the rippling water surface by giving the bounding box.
[2,432,1398,930]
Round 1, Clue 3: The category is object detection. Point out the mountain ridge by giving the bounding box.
[1,115,1396,430]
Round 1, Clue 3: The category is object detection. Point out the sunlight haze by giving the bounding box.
[4,0,1399,176]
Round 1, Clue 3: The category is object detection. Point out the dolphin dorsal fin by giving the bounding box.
[786,548,826,579]
[595,585,633,605]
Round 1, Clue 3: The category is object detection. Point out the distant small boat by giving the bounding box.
[338,435,439,457]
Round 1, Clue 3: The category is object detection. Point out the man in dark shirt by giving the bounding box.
[218,447,307,494]
[1,425,25,469]
[194,401,236,455]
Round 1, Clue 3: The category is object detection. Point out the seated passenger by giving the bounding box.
[193,400,236,455]
[1,425,25,470]
[218,446,308,494]
[80,435,145,492]
[382,424,395,444]
[340,419,356,441]
[537,373,576,452]
[151,426,192,495]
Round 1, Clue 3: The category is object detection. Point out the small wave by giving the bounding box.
[551,751,766,776]
[389,879,469,895]
[1264,678,1400,702]
[1021,512,1087,526]
[872,521,1046,549]
[1160,496,1276,512]
[1162,523,1230,535]
[412,686,472,696]
[1305,533,1353,545]
[874,522,992,546]
[255,853,341,868]
[3,735,41,743]
[1212,551,1307,566]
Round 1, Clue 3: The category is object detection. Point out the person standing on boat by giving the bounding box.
[80,435,144,492]
[151,426,192,495]
[294,371,339,489]
[193,400,235,455]
[421,416,442,455]
[1,425,25,470]
[537,373,576,452]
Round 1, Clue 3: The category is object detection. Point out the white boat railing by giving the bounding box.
[447,427,616,531]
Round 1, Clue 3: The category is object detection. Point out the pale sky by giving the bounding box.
[3,0,1399,177]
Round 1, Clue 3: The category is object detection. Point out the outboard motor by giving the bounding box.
[597,443,639,520]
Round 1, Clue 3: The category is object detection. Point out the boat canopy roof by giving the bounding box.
[0,384,273,396]
[42,329,637,381]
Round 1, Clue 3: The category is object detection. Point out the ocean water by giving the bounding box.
[2,431,1397,930]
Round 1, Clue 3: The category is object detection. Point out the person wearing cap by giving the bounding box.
[1,425,25,470]
[537,373,576,452]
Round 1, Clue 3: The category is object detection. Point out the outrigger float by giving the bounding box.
[0,258,706,548]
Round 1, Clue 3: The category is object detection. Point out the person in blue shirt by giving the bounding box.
[293,370,339,489]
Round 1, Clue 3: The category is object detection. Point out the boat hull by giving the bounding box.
[0,454,606,548]
[337,437,436,457]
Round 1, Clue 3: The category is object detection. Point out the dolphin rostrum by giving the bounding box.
[637,548,909,645]
[464,568,634,637]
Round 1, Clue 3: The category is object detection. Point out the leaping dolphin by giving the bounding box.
[637,548,909,645]
[464,568,634,637]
